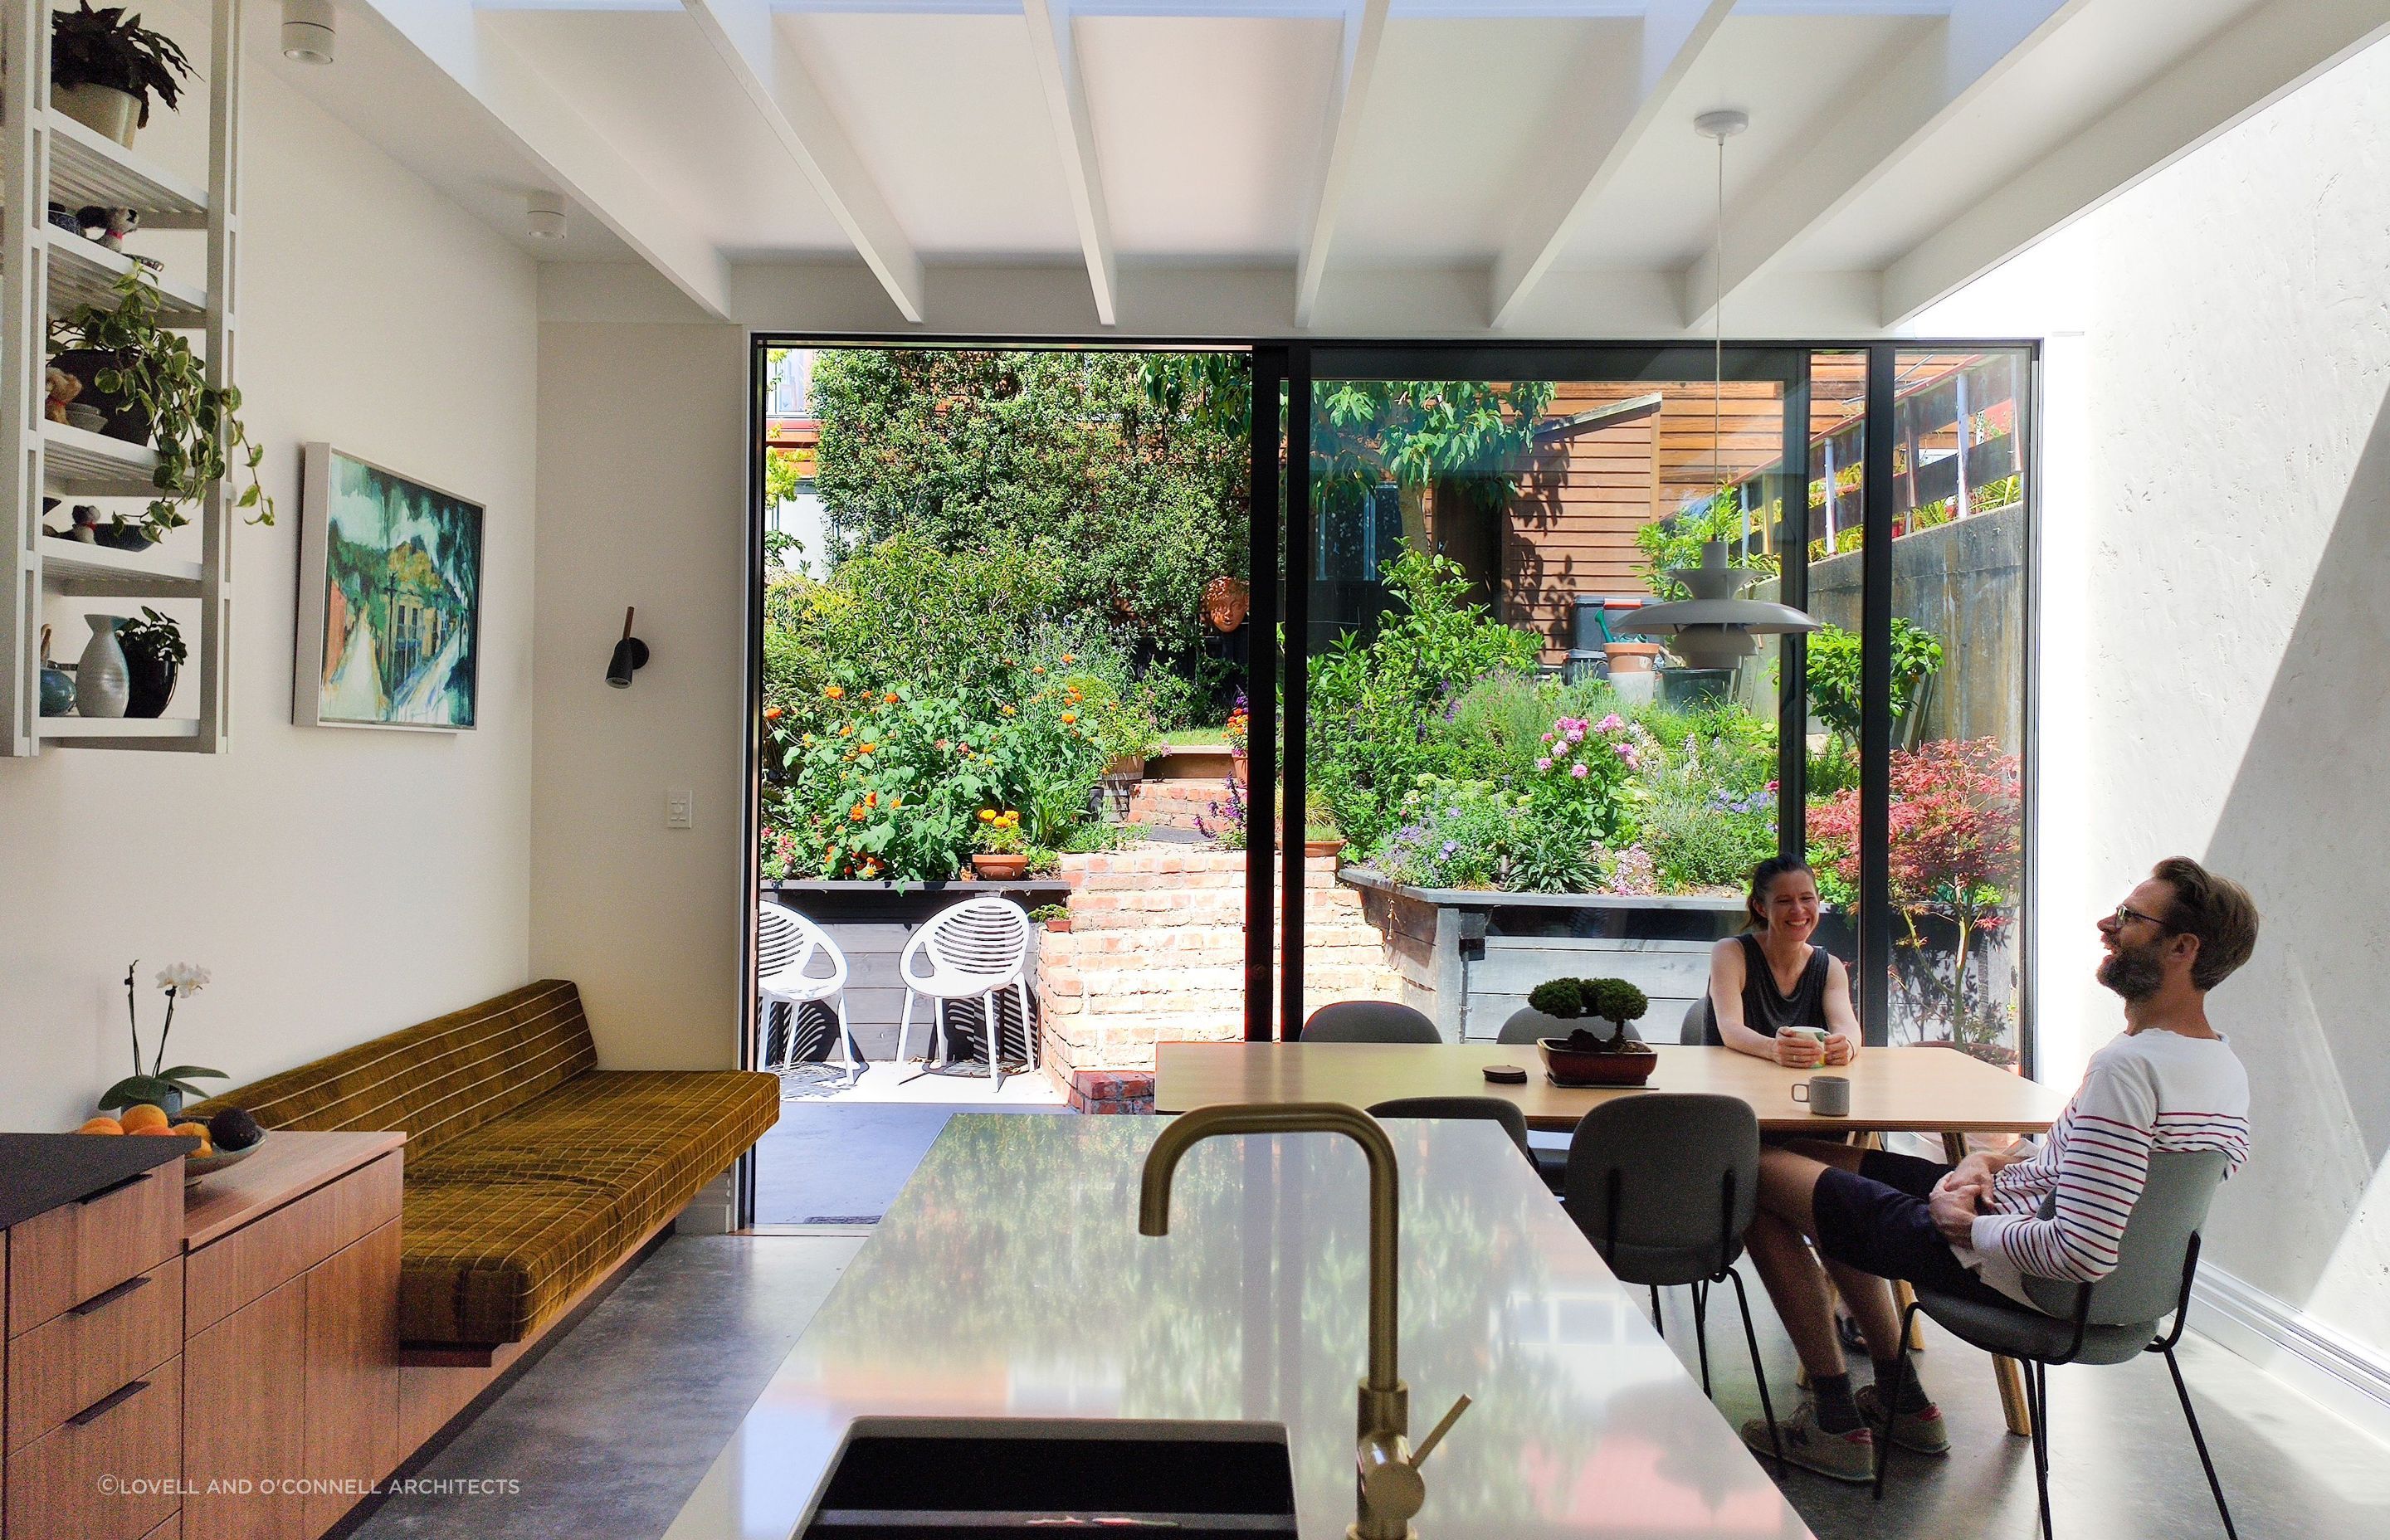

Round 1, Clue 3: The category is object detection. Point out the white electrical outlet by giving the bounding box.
[666,789,695,830]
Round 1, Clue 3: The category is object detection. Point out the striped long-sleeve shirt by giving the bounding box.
[1958,1028,2250,1308]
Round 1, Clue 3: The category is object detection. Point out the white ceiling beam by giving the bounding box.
[682,0,928,324]
[363,0,732,318]
[1881,0,2390,323]
[1678,0,2080,330]
[1294,0,1391,329]
[1022,2,1118,325]
[1489,0,1737,331]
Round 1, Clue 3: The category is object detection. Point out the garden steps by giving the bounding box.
[1124,777,1236,833]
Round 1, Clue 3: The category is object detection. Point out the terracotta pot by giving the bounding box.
[1539,1037,1659,1087]
[970,853,1029,880]
[1303,837,1344,860]
[1229,751,1248,787]
[1602,641,1662,675]
[1041,914,1073,933]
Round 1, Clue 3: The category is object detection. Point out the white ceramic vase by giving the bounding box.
[76,614,129,718]
[54,83,141,148]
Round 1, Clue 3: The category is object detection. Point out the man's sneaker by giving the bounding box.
[1741,1400,1875,1484]
[1856,1382,1952,1455]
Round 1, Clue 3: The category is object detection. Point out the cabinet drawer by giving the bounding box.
[7,1255,183,1450]
[7,1165,183,1336]
[183,1155,404,1337]
[3,1354,183,1540]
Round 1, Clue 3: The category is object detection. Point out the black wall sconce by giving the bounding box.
[607,607,650,689]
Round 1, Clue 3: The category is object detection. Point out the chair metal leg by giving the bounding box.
[2162,1346,2238,1540]
[1691,1279,1714,1397]
[1649,1284,1665,1340]
[2026,1361,2053,1540]
[1871,1301,1925,1501]
[1725,1267,1784,1474]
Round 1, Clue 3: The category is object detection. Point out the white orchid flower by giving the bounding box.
[156,962,210,995]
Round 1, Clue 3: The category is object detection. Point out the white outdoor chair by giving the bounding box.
[895,895,1035,1093]
[758,900,861,1084]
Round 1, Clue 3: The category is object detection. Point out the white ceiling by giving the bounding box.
[290,0,2388,334]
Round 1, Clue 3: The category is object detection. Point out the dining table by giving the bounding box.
[1154,1038,2071,1438]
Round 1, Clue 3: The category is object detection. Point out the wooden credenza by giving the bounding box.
[1,1132,404,1540]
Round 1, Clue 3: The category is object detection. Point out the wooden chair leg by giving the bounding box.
[1996,1354,2036,1438]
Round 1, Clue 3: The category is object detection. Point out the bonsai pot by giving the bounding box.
[970,853,1029,880]
[1302,836,1345,860]
[1041,914,1073,934]
[1539,1036,1659,1088]
[1602,641,1662,675]
[55,83,141,147]
[124,652,177,718]
[48,350,152,444]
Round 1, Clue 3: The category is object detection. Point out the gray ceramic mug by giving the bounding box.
[1792,1075,1851,1117]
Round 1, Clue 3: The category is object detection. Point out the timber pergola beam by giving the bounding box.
[1679,0,2080,331]
[1022,1,1119,326]
[1490,0,1736,332]
[683,0,927,324]
[1880,0,2390,323]
[1295,0,1391,330]
[365,0,733,319]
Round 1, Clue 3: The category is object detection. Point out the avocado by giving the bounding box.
[207,1107,265,1152]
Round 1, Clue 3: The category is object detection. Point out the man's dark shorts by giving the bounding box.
[1810,1149,2016,1307]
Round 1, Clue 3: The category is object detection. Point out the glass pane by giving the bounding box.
[753,346,1256,1220]
[1798,350,1868,993]
[1301,363,1797,1042]
[1880,350,2029,1065]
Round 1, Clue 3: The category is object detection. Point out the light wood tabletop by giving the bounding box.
[1154,1040,2066,1136]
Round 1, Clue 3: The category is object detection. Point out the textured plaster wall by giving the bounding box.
[2037,39,2390,1357]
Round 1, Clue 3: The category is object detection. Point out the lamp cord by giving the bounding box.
[1713,127,1725,506]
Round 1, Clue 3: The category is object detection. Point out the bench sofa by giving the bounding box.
[193,979,779,1349]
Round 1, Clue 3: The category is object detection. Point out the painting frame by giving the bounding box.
[293,443,485,732]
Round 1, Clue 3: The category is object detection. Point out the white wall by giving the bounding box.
[2030,37,2390,1406]
[0,41,539,1129]
[529,318,749,1070]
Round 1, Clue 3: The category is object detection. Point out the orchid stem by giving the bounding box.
[153,992,177,1079]
[125,960,143,1076]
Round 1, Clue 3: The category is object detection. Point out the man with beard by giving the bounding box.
[1731,857,2257,1483]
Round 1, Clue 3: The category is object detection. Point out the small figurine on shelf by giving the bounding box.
[42,504,103,544]
[43,364,80,424]
[39,626,76,718]
[75,203,141,252]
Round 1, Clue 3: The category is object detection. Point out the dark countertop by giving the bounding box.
[0,1133,194,1231]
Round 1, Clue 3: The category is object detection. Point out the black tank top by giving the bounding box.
[1702,933,1830,1045]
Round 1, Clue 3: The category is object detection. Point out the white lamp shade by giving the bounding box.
[282,0,335,64]
[526,196,569,241]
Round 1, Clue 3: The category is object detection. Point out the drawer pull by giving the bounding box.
[76,1170,153,1205]
[71,1272,154,1316]
[68,1379,149,1428]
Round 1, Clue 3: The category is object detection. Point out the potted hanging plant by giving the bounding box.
[50,4,193,149]
[970,808,1031,880]
[118,606,183,717]
[50,266,273,545]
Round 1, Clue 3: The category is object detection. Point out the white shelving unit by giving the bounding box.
[3,0,241,755]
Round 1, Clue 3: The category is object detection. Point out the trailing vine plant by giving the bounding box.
[51,266,271,543]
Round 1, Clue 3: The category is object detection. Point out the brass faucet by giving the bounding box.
[1139,1103,1471,1540]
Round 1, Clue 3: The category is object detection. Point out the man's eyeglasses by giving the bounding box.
[2109,902,2176,933]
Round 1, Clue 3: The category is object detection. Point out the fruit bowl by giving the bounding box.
[185,1128,268,1182]
[1539,1037,1659,1088]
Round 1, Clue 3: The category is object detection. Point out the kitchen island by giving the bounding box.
[665,1114,1810,1540]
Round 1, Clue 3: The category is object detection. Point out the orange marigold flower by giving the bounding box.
[883,691,899,704]
[840,723,855,736]
[865,792,877,806]
[763,705,784,721]
[979,810,997,821]
[889,797,902,809]
[1061,653,1076,665]
[825,685,845,699]
[1061,712,1078,724]
[850,805,866,821]
[1001,705,1017,716]
[1033,665,1046,675]
[859,743,876,754]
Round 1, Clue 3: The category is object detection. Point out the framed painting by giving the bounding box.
[294,444,484,730]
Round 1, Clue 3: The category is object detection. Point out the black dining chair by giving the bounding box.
[1368,1095,1534,1165]
[1564,1091,1782,1467]
[1871,1149,2237,1540]
[1300,999,1441,1043]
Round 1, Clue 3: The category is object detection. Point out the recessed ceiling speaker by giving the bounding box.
[526,192,569,242]
[281,0,335,66]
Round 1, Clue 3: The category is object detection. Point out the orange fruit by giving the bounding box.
[77,1116,123,1135]
[132,1125,180,1136]
[119,1104,169,1133]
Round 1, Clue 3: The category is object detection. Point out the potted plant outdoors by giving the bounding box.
[1028,902,1072,934]
[970,808,1031,880]
[1223,694,1250,786]
[117,606,183,717]
[51,4,193,149]
[1302,788,1344,860]
[50,266,275,546]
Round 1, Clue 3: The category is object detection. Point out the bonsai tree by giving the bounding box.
[1585,977,1650,1030]
[51,266,272,543]
[51,4,193,127]
[1526,977,1586,1019]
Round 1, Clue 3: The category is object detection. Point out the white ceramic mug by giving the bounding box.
[1792,1075,1851,1117]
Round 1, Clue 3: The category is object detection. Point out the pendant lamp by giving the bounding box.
[1618,108,1819,670]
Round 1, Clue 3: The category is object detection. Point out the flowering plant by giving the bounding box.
[974,807,1030,855]
[99,960,227,1113]
[1222,692,1249,755]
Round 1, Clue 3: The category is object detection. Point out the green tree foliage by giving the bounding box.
[811,349,1248,688]
[1802,619,1944,744]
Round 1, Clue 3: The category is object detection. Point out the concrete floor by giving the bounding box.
[351,1231,2390,1540]
[752,1095,1068,1226]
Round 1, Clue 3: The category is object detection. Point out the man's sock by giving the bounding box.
[1871,1357,1932,1412]
[1811,1372,1864,1434]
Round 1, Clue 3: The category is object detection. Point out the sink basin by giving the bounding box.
[798,1416,1298,1538]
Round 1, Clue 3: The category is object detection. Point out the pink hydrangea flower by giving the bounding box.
[1536,757,1553,772]
[1571,762,1589,778]
[1597,713,1624,733]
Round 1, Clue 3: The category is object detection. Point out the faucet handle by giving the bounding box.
[1408,1394,1473,1469]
